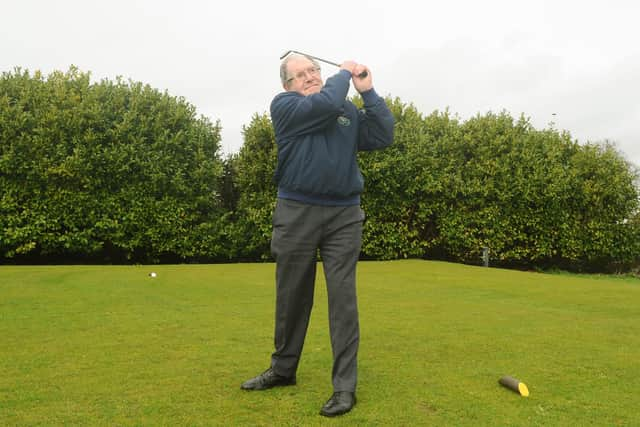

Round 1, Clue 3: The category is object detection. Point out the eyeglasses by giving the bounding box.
[286,66,321,84]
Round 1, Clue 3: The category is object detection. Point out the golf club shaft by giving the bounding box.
[282,50,368,79]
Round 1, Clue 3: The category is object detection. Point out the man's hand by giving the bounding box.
[340,61,373,93]
[340,60,358,74]
[351,64,372,93]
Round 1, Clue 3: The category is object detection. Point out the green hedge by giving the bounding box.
[235,97,640,272]
[1,67,226,263]
[2,67,639,271]
[357,100,640,271]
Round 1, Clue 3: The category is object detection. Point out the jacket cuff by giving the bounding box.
[360,88,380,106]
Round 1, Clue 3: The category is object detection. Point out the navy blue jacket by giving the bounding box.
[270,69,394,205]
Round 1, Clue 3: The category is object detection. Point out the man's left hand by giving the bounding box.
[352,64,372,93]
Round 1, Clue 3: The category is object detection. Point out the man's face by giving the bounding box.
[285,57,323,96]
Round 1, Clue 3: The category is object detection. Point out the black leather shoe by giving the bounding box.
[319,392,356,417]
[241,368,296,390]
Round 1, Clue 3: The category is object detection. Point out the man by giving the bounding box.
[241,53,394,417]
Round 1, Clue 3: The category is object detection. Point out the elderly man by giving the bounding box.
[241,53,394,417]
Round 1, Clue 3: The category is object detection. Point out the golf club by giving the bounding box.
[280,50,368,79]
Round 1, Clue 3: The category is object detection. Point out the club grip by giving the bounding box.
[357,71,368,79]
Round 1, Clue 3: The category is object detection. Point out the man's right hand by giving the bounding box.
[340,61,358,74]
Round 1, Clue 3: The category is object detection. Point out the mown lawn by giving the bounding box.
[1,260,639,425]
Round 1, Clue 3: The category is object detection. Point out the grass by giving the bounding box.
[1,260,639,426]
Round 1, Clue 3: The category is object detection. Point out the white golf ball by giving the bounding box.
[149,272,157,278]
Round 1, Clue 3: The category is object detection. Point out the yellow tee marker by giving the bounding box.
[499,376,530,397]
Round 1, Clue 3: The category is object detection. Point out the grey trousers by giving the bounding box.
[270,198,364,392]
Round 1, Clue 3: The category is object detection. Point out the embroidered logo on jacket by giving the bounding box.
[337,116,351,126]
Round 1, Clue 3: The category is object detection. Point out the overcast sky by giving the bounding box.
[3,0,639,167]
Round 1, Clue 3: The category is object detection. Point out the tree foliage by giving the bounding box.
[224,113,278,260]
[0,67,225,262]
[2,67,638,271]
[358,102,640,271]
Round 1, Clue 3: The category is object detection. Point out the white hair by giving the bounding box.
[280,53,320,87]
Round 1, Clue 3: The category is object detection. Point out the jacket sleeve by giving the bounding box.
[270,70,352,140]
[357,88,395,151]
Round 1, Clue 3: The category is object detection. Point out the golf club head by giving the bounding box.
[279,50,339,67]
[279,50,294,60]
